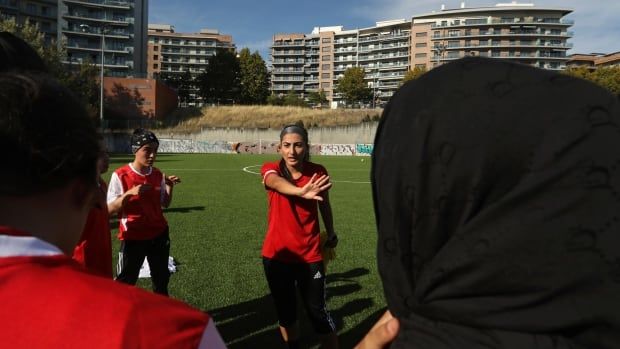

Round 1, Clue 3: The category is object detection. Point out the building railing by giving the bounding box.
[430,18,574,29]
[432,30,573,39]
[63,0,132,8]
[358,32,410,42]
[272,41,305,47]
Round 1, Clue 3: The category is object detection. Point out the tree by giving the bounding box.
[402,66,427,84]
[307,89,328,107]
[563,66,620,97]
[238,48,269,105]
[196,48,240,105]
[335,67,372,107]
[159,71,194,106]
[591,66,620,96]
[267,93,284,106]
[283,90,307,107]
[1,19,100,120]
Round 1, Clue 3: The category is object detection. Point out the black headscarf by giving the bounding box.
[131,128,159,153]
[371,57,620,348]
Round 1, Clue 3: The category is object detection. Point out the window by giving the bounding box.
[153,46,159,51]
[322,64,331,70]
[41,6,48,15]
[153,64,158,69]
[415,42,427,48]
[322,37,331,43]
[414,53,427,58]
[153,55,158,60]
[415,32,427,37]
[321,55,331,61]
[414,64,427,69]
[321,82,331,88]
[321,73,330,79]
[322,46,331,52]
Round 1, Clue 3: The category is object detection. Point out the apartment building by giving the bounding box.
[58,0,148,77]
[271,2,573,107]
[0,0,58,43]
[412,2,573,71]
[567,52,620,69]
[147,24,235,105]
[272,20,410,107]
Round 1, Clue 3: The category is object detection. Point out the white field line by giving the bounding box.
[242,165,370,184]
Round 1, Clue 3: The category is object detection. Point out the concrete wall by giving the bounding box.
[105,122,378,156]
[156,121,379,144]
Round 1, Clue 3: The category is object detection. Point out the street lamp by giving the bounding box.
[79,23,106,125]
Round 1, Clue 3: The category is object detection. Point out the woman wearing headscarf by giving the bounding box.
[370,57,620,348]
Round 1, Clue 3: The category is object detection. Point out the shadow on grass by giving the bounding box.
[164,206,206,213]
[210,267,380,348]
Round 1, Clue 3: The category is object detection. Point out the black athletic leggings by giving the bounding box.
[262,257,336,334]
[116,228,170,296]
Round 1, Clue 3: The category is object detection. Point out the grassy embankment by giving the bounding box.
[161,105,383,133]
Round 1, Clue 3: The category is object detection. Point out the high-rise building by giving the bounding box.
[147,24,235,105]
[58,0,148,77]
[412,2,573,71]
[0,0,58,43]
[270,2,573,107]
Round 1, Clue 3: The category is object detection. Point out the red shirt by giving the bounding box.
[72,178,113,277]
[261,161,328,263]
[109,164,168,240]
[0,227,226,349]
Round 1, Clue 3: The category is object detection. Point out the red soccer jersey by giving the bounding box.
[261,161,328,263]
[0,227,226,349]
[73,178,113,277]
[110,164,168,240]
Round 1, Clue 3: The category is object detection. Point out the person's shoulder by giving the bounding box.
[261,161,280,174]
[306,161,327,174]
[66,266,208,323]
[114,164,131,175]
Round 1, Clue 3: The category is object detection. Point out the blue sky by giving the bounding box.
[149,0,620,60]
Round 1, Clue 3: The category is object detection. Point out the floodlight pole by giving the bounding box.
[100,26,108,125]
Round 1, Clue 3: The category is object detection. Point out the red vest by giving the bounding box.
[73,178,113,277]
[261,161,328,263]
[0,228,226,349]
[115,165,168,240]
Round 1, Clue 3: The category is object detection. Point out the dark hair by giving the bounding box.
[278,124,310,182]
[0,71,100,196]
[0,32,48,73]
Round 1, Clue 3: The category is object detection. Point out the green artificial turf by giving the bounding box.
[107,153,386,348]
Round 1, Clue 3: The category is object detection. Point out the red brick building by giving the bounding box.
[103,77,178,120]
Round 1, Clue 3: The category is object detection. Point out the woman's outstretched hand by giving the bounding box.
[299,173,332,201]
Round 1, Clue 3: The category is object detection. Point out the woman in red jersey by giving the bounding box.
[260,124,339,349]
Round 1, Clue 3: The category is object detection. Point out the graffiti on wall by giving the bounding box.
[356,144,373,156]
[320,144,355,156]
[158,139,234,153]
[233,141,321,155]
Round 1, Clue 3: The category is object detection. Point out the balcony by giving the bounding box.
[63,0,132,9]
[358,32,410,43]
[272,68,304,74]
[272,50,306,56]
[63,13,133,25]
[63,26,131,39]
[66,42,132,54]
[272,59,305,65]
[430,17,574,29]
[272,41,305,47]
[432,30,573,40]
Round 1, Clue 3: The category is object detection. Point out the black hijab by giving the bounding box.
[371,57,620,348]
